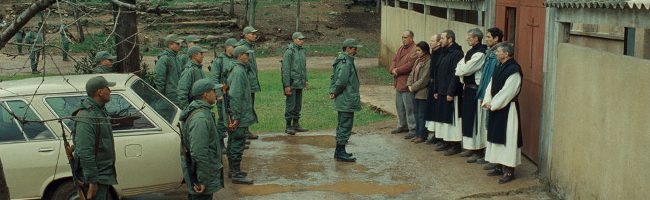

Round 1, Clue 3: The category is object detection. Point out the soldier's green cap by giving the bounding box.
[185,35,201,42]
[187,46,208,56]
[94,51,116,63]
[223,38,239,47]
[243,26,258,34]
[343,38,363,48]
[191,79,223,97]
[292,32,305,39]
[86,76,116,96]
[164,34,184,44]
[233,46,254,57]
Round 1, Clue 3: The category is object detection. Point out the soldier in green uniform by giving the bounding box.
[210,38,238,142]
[282,32,309,135]
[154,34,184,105]
[14,28,25,54]
[179,79,224,200]
[178,35,202,68]
[238,26,260,140]
[177,46,208,109]
[329,39,362,162]
[225,46,256,184]
[60,25,72,61]
[73,76,117,200]
[92,51,116,73]
[25,25,43,74]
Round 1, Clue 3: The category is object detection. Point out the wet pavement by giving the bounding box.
[126,121,553,200]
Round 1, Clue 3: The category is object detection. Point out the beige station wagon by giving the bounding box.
[0,74,183,200]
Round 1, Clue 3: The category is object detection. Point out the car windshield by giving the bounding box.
[130,79,177,124]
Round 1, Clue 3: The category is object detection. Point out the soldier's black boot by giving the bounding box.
[332,144,353,158]
[230,163,254,185]
[293,118,309,132]
[334,145,356,162]
[227,159,247,178]
[342,144,354,157]
[285,119,296,135]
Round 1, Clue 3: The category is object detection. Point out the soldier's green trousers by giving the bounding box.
[29,49,40,71]
[227,127,247,164]
[83,184,110,200]
[62,42,70,60]
[16,39,23,54]
[336,111,354,145]
[215,105,227,139]
[285,88,303,120]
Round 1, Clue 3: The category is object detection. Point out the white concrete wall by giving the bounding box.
[551,43,650,200]
[380,5,485,67]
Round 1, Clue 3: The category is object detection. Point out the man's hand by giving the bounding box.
[329,93,335,99]
[484,103,492,110]
[446,96,453,102]
[408,86,413,92]
[217,95,224,102]
[193,184,205,193]
[228,120,239,132]
[284,87,292,96]
[87,183,98,199]
[434,93,438,100]
[391,68,398,76]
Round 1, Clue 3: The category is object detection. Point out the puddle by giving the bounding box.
[261,135,336,148]
[237,181,417,197]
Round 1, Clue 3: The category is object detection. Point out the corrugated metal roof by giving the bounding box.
[545,0,650,9]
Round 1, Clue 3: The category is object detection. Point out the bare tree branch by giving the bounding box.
[0,0,58,50]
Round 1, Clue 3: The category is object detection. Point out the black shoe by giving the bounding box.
[467,154,483,163]
[31,70,40,74]
[434,142,449,151]
[231,172,254,184]
[403,133,415,139]
[487,165,503,176]
[459,150,474,157]
[228,171,248,178]
[293,119,309,132]
[246,131,259,139]
[286,120,296,135]
[425,137,436,144]
[483,163,497,170]
[390,128,408,134]
[334,145,356,162]
[498,167,515,184]
[444,144,461,156]
[476,158,488,164]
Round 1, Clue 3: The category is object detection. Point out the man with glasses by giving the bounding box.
[281,32,309,135]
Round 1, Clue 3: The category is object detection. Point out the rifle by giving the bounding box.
[177,121,199,191]
[60,120,87,200]
[221,84,237,132]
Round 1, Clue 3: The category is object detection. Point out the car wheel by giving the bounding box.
[49,181,81,200]
[50,181,118,200]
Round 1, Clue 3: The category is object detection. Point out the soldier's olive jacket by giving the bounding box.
[178,48,190,69]
[25,31,43,50]
[92,65,113,74]
[72,98,117,185]
[180,100,223,194]
[61,31,71,44]
[227,61,258,127]
[239,39,261,93]
[177,61,205,109]
[154,49,182,105]
[281,43,308,89]
[210,52,236,84]
[329,52,361,112]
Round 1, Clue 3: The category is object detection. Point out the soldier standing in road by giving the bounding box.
[225,46,256,184]
[329,38,362,162]
[92,51,116,73]
[73,76,117,200]
[211,38,239,142]
[61,25,73,61]
[281,32,309,135]
[25,25,43,74]
[179,35,202,68]
[178,46,209,109]
[179,79,225,200]
[154,34,184,105]
[238,26,260,140]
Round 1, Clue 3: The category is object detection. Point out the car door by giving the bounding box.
[0,99,60,199]
[44,93,182,196]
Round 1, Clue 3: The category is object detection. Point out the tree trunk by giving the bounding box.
[246,0,256,27]
[113,0,140,73]
[72,0,85,42]
[295,0,300,32]
[229,0,235,17]
[0,0,57,50]
[0,158,9,199]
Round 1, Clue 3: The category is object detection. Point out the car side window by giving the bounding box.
[130,79,177,124]
[45,94,156,134]
[0,100,54,142]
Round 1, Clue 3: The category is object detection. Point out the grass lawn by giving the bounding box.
[248,68,391,133]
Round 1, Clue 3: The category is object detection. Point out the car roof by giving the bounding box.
[0,73,136,97]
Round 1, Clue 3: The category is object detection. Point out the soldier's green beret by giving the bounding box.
[191,79,223,97]
[223,38,239,47]
[292,32,305,39]
[233,46,253,57]
[185,35,201,42]
[94,51,116,63]
[164,34,184,44]
[187,46,208,56]
[343,38,363,48]
[243,26,258,34]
